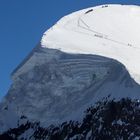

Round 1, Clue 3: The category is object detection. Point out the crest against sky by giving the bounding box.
[0,0,140,99]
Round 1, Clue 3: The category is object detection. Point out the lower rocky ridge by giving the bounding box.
[1,98,140,140]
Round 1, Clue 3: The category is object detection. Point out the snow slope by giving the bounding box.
[41,4,140,84]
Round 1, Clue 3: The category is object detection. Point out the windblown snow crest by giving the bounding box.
[1,4,140,139]
[41,4,140,84]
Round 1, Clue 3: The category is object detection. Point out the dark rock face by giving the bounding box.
[1,98,140,140]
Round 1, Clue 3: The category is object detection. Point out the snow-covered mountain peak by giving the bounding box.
[41,4,140,84]
[1,5,140,138]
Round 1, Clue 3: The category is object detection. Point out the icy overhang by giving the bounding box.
[41,4,140,84]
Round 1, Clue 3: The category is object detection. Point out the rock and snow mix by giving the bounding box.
[1,98,140,140]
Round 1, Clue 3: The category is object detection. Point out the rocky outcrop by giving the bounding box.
[1,98,140,140]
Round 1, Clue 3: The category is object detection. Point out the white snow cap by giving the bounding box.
[41,4,140,84]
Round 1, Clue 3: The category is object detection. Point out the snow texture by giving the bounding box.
[41,4,140,84]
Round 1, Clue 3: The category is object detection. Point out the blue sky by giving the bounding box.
[0,0,140,100]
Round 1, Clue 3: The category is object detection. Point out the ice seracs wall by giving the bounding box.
[41,4,140,84]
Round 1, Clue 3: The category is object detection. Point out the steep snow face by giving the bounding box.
[1,48,140,133]
[41,4,140,84]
